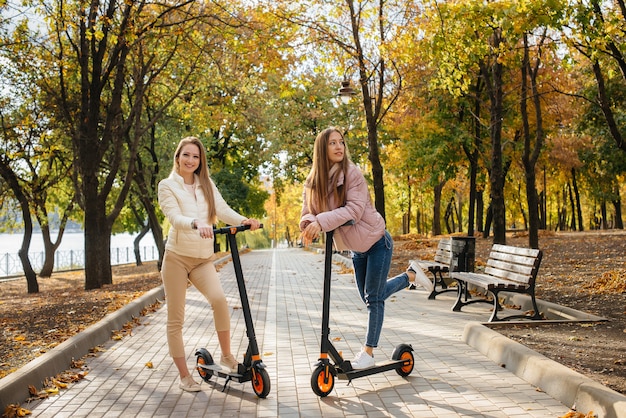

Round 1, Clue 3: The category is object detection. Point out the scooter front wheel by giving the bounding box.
[392,344,414,377]
[195,348,214,382]
[311,363,335,397]
[251,366,271,398]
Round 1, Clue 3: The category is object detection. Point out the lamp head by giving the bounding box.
[338,80,356,104]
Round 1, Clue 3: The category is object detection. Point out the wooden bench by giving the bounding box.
[449,244,543,322]
[411,238,456,299]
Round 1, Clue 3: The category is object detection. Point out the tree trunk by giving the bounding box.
[591,59,626,152]
[148,208,165,270]
[567,181,576,231]
[39,224,58,277]
[18,216,39,293]
[525,173,540,248]
[538,190,546,229]
[483,204,492,238]
[407,175,412,234]
[482,29,506,245]
[17,218,38,293]
[466,73,483,237]
[601,201,608,229]
[556,188,566,231]
[455,192,463,233]
[541,167,548,230]
[520,32,547,249]
[347,0,388,220]
[572,168,584,231]
[613,186,624,229]
[84,223,113,289]
[476,190,484,233]
[366,111,385,219]
[467,165,477,236]
[133,224,150,266]
[35,195,74,277]
[0,158,39,292]
[17,249,38,293]
[133,138,166,268]
[83,173,114,290]
[432,181,445,236]
[444,197,455,234]
[74,14,139,290]
[416,204,423,235]
[518,196,528,231]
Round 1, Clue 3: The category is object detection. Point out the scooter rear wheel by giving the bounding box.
[195,348,214,382]
[251,366,271,398]
[311,364,335,397]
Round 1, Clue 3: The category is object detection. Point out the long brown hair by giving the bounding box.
[171,136,217,223]
[305,127,351,213]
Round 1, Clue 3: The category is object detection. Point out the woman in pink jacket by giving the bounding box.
[158,136,261,392]
[300,127,419,369]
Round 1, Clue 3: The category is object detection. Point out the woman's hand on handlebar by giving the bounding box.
[196,220,214,240]
[301,220,321,246]
[242,218,261,231]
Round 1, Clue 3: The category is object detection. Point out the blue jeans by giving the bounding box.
[351,230,410,348]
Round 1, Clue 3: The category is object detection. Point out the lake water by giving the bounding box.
[0,231,157,253]
[0,231,158,277]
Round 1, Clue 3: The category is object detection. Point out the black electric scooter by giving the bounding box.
[310,223,415,397]
[195,224,270,398]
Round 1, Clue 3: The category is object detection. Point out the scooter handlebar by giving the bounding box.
[325,220,354,239]
[213,224,264,235]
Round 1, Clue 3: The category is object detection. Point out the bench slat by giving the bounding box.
[433,240,452,264]
[487,259,535,276]
[491,243,540,257]
[489,251,538,267]
[483,267,532,284]
[452,272,529,289]
[433,250,452,264]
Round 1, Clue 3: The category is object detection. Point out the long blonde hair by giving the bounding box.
[305,127,351,213]
[171,136,217,223]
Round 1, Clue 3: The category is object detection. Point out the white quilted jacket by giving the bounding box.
[158,171,246,259]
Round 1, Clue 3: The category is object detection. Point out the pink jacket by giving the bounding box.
[300,163,385,252]
[158,172,246,259]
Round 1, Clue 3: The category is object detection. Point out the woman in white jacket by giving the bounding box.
[158,136,260,392]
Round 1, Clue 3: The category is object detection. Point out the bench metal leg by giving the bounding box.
[452,280,467,311]
[489,290,544,322]
[488,292,503,322]
[452,280,493,314]
[428,270,458,300]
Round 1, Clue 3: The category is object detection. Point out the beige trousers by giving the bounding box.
[160,250,230,358]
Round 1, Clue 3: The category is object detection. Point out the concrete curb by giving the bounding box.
[463,323,626,418]
[0,285,165,409]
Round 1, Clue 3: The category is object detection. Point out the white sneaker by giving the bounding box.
[408,261,435,292]
[179,375,201,392]
[220,354,240,373]
[351,349,375,369]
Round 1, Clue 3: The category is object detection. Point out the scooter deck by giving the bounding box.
[337,358,408,380]
[196,363,249,382]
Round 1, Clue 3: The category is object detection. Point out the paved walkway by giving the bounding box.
[25,248,571,417]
